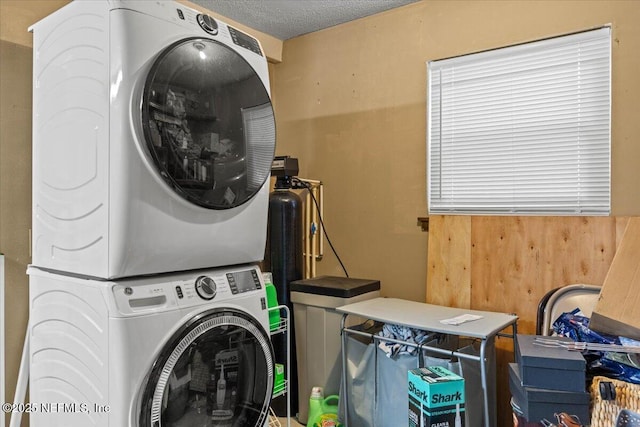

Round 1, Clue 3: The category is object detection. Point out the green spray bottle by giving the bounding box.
[306,387,342,427]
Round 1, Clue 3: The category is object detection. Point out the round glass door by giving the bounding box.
[141,38,276,209]
[139,309,274,427]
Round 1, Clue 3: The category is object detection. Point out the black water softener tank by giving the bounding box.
[266,156,302,416]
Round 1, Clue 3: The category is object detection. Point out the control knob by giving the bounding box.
[195,276,217,300]
[197,14,218,35]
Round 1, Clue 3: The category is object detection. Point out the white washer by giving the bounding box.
[28,264,274,427]
[29,0,276,279]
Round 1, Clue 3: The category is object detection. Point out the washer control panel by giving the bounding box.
[112,265,264,314]
[226,269,261,294]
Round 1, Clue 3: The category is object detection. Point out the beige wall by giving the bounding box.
[1,38,33,427]
[271,0,640,301]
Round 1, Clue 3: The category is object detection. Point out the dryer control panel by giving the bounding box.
[195,12,263,57]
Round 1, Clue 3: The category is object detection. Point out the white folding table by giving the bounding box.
[338,297,518,427]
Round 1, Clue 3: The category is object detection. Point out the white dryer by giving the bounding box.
[28,264,275,427]
[29,0,276,279]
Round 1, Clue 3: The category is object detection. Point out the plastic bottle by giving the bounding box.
[265,281,281,331]
[307,387,324,427]
[307,387,341,427]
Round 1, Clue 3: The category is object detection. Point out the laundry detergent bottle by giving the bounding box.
[307,387,342,427]
[262,272,281,332]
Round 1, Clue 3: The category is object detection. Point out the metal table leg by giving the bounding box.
[340,313,349,427]
[479,338,490,427]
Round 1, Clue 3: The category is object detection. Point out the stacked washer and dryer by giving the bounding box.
[28,1,277,426]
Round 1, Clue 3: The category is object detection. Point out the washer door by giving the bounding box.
[139,309,274,427]
[141,38,275,209]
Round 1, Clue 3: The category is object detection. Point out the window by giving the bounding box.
[427,27,611,215]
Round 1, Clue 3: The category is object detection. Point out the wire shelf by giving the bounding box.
[272,379,289,399]
[268,407,282,427]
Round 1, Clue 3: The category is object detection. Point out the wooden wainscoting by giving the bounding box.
[426,215,631,426]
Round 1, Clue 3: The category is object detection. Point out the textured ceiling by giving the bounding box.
[190,0,419,40]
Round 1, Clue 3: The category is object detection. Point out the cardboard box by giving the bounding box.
[408,366,465,427]
[516,334,586,392]
[590,217,640,341]
[508,364,590,425]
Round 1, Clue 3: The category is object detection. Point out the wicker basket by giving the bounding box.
[590,376,640,427]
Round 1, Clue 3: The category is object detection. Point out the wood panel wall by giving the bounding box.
[426,215,631,425]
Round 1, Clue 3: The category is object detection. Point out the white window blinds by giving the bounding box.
[427,27,611,215]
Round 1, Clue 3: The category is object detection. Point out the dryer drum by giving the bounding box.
[138,308,274,426]
[141,37,276,210]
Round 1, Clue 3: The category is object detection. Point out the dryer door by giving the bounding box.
[139,308,274,427]
[141,38,275,209]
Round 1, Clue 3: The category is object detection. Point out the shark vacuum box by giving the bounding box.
[408,366,465,427]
